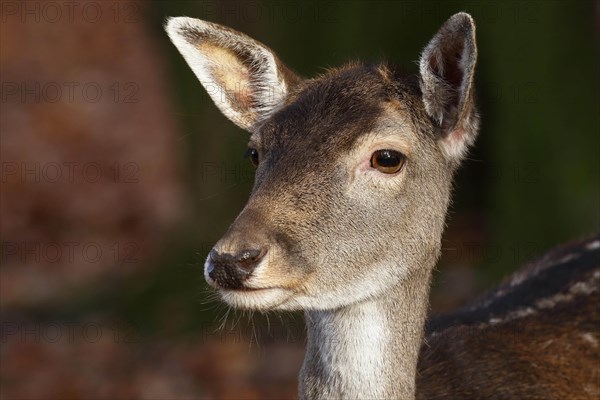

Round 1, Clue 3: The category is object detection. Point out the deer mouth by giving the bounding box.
[218,286,294,310]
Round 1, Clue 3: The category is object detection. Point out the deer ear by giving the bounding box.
[165,17,300,132]
[419,12,479,161]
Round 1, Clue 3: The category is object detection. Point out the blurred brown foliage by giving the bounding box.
[1,0,184,307]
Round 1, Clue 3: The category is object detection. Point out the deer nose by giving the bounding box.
[206,247,265,289]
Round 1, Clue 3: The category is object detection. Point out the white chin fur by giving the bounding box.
[219,288,295,311]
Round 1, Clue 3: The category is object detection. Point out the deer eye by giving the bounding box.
[244,147,259,167]
[370,150,405,174]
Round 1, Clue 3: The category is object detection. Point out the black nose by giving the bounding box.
[207,247,265,289]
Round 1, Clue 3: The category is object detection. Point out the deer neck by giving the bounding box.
[300,267,433,400]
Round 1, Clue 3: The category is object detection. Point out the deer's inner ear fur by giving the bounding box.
[419,12,479,161]
[166,17,300,132]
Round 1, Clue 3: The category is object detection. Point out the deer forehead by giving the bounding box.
[253,64,424,165]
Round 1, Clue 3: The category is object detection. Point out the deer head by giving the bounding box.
[166,13,478,312]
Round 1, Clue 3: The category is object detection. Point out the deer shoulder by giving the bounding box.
[418,236,600,400]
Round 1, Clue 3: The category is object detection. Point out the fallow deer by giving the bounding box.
[166,13,600,399]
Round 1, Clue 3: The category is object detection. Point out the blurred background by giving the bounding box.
[1,0,598,398]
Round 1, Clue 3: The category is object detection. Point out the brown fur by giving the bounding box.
[419,236,600,399]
